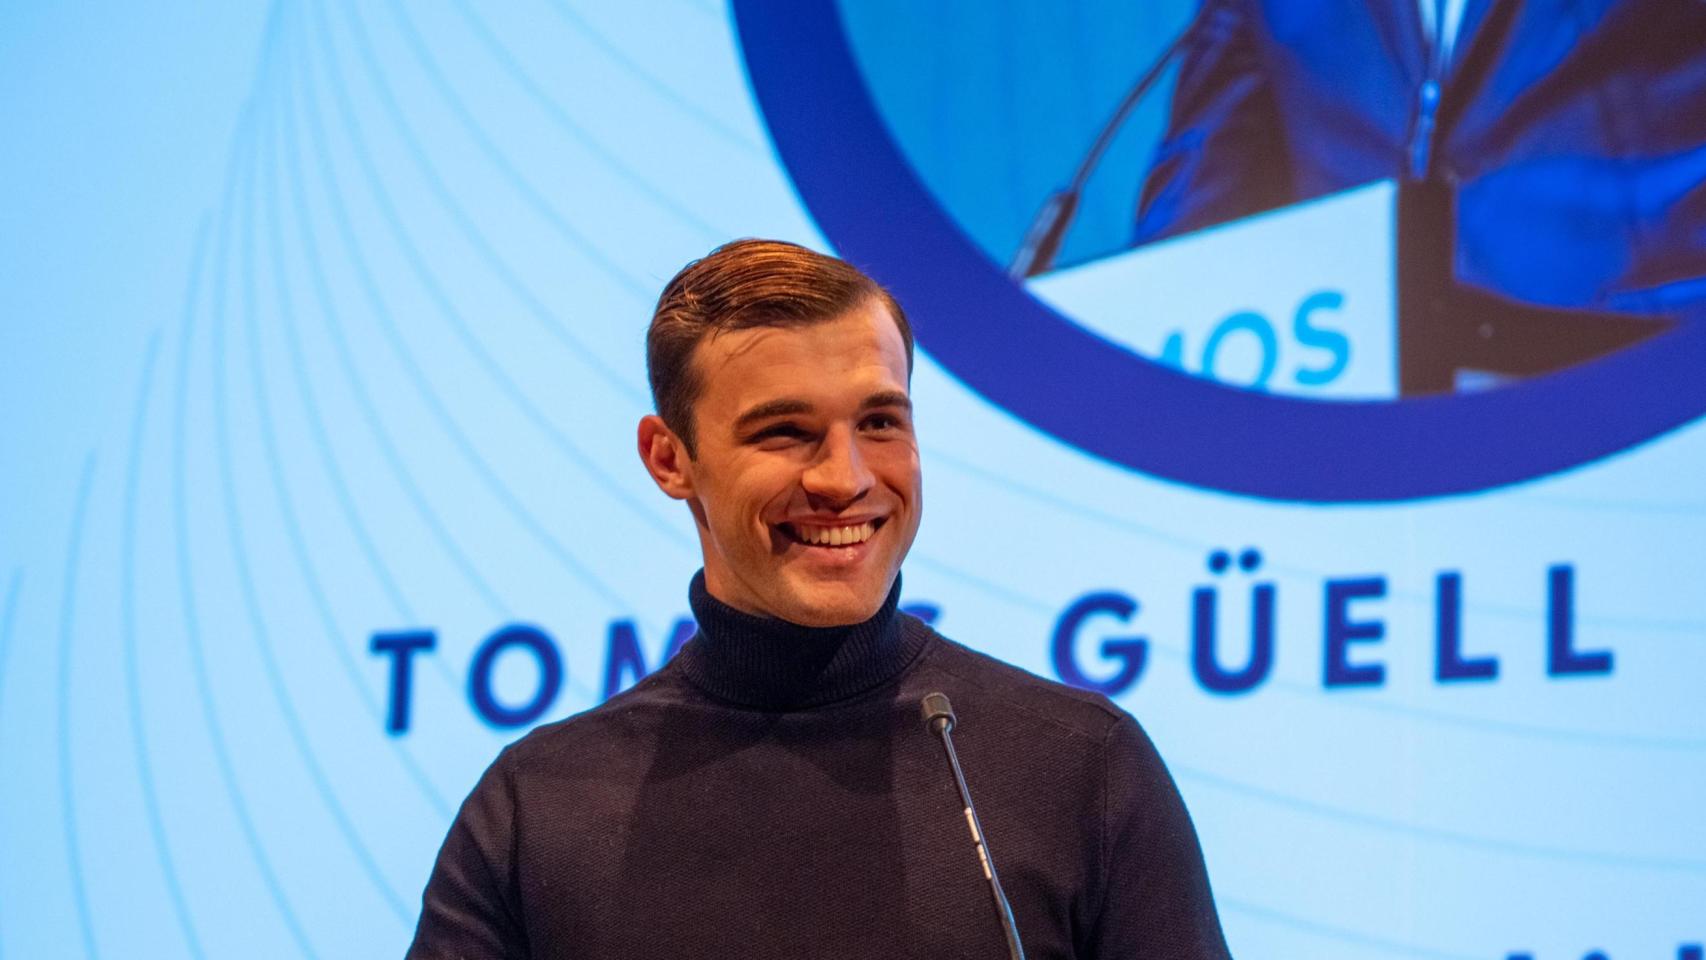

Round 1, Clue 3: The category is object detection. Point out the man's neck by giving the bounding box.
[673,571,924,710]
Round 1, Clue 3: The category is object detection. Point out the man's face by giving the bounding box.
[641,299,921,626]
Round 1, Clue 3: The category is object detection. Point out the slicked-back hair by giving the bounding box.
[646,238,914,456]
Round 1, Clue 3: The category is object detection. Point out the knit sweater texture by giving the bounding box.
[406,574,1231,959]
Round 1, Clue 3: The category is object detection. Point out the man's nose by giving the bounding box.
[802,427,873,504]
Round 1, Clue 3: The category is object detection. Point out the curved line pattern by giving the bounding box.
[1179,761,1706,874]
[281,5,619,717]
[929,445,1706,636]
[326,0,655,410]
[122,324,208,960]
[262,214,423,635]
[0,568,21,743]
[923,443,1242,553]
[903,554,1706,861]
[0,572,19,687]
[248,32,453,817]
[210,44,412,921]
[399,0,727,248]
[250,38,454,813]
[317,0,695,559]
[1519,492,1706,516]
[56,456,101,959]
[173,83,320,960]
[260,6,458,703]
[916,542,1706,749]
[902,552,1058,618]
[291,1,654,631]
[1220,897,1485,960]
[291,6,610,702]
[923,450,1706,751]
[541,0,764,155]
[0,567,14,959]
[276,12,510,624]
[354,0,648,302]
[259,97,418,628]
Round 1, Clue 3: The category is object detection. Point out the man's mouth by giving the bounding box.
[779,518,885,547]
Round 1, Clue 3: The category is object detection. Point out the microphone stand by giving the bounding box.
[1008,1,1220,278]
[922,693,1025,960]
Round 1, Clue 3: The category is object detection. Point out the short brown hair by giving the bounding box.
[646,238,913,455]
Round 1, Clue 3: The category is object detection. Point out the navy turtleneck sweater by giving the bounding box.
[407,574,1230,959]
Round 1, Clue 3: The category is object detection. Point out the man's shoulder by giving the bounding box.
[494,666,688,774]
[914,621,1132,746]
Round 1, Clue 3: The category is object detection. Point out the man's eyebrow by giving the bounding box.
[732,392,911,432]
[860,390,912,412]
[733,398,814,431]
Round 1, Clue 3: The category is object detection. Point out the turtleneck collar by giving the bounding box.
[674,570,928,710]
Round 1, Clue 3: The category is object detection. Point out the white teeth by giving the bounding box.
[795,521,875,546]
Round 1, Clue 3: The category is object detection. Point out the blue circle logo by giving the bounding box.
[731,0,1706,502]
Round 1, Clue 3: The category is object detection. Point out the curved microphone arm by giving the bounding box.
[920,693,1026,960]
[1008,2,1220,278]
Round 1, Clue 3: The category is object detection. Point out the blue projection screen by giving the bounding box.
[1,2,1702,958]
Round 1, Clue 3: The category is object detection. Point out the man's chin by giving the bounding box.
[773,576,891,627]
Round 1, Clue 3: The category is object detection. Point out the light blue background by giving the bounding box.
[1,3,1700,959]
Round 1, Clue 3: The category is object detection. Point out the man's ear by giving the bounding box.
[638,414,695,500]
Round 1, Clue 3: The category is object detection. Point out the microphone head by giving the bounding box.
[921,692,955,736]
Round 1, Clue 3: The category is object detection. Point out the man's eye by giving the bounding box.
[751,424,808,442]
[863,413,904,431]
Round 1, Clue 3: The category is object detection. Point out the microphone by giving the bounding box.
[920,693,1026,960]
[1008,0,1224,278]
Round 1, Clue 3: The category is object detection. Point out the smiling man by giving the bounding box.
[407,240,1231,959]
[637,262,920,630]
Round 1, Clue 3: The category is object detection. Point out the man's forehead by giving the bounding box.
[693,310,909,391]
